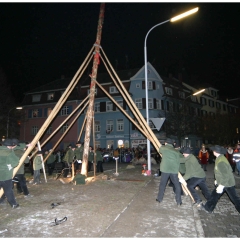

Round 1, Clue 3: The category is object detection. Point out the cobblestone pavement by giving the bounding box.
[196,162,240,238]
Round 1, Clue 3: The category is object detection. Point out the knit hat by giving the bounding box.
[181,147,192,154]
[165,138,173,145]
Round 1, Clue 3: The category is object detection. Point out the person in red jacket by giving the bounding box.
[226,145,235,173]
[198,144,209,171]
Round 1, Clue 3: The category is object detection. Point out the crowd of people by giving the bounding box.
[156,138,240,215]
[1,134,240,214]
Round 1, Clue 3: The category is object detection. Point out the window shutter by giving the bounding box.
[161,100,164,110]
[153,81,156,90]
[28,110,32,118]
[44,108,48,117]
[100,102,106,112]
[154,98,157,109]
[38,109,42,117]
[123,100,126,110]
[68,105,72,114]
[113,103,116,111]
[167,101,169,111]
[142,81,145,89]
[142,98,146,109]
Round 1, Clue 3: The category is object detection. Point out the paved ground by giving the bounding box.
[0,160,240,238]
[197,162,240,238]
[102,161,240,238]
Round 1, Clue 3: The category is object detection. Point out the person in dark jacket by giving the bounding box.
[0,139,21,208]
[180,147,210,207]
[200,145,240,214]
[156,138,183,206]
[13,140,33,197]
[96,148,103,173]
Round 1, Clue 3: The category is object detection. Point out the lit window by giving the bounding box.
[109,86,118,94]
[32,109,38,118]
[135,98,142,109]
[148,81,153,90]
[31,126,38,135]
[116,100,123,111]
[95,102,100,112]
[106,101,113,112]
[117,119,124,131]
[47,93,54,100]
[95,121,101,132]
[61,106,69,116]
[148,98,153,109]
[106,120,113,131]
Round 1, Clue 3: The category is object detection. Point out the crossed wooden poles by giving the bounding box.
[0,42,194,203]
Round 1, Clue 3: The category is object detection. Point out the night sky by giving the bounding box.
[1,2,240,103]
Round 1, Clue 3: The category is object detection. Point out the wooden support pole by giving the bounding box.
[43,100,89,162]
[92,116,96,178]
[78,115,87,142]
[37,141,47,183]
[0,47,94,198]
[81,3,105,177]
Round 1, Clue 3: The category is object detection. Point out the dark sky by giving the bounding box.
[1,2,240,103]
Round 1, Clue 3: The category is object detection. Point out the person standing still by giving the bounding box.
[96,148,103,173]
[32,151,43,185]
[198,144,209,171]
[226,146,235,173]
[156,138,183,206]
[88,146,94,172]
[75,141,84,172]
[45,149,55,176]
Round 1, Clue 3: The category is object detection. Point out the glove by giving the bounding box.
[216,184,224,194]
[214,180,217,186]
[179,178,187,186]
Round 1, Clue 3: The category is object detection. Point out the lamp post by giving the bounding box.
[144,7,199,171]
[7,106,23,138]
[183,89,205,145]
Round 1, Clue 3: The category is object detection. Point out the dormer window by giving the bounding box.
[165,87,173,95]
[47,93,54,100]
[32,94,41,102]
[109,86,118,94]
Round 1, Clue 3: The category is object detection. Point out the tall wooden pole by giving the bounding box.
[81,3,105,176]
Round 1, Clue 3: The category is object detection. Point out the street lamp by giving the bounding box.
[183,89,205,145]
[144,7,199,172]
[7,106,23,138]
